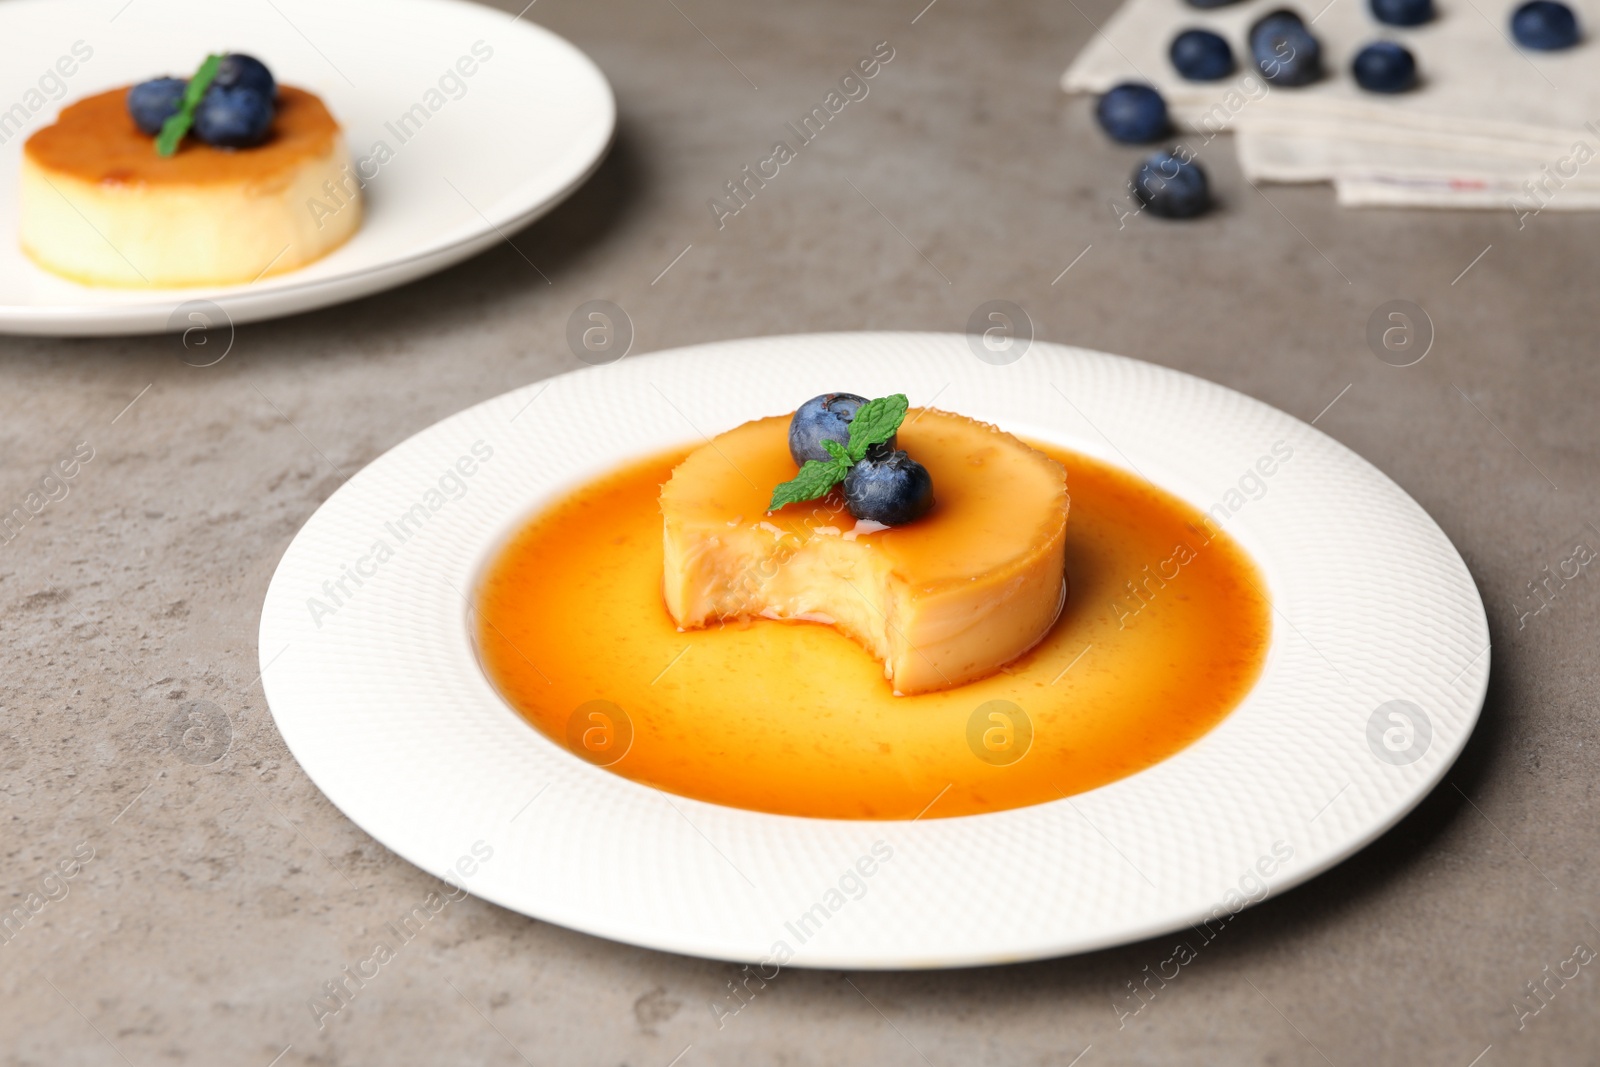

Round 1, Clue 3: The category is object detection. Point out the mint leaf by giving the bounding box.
[155,53,223,157]
[766,393,912,511]
[844,393,908,462]
[768,456,849,511]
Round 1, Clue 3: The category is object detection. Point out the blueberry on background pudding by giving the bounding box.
[1370,0,1434,26]
[126,77,187,135]
[193,85,275,148]
[1352,41,1418,91]
[1132,151,1211,219]
[843,447,935,526]
[1095,83,1169,143]
[1170,29,1235,80]
[1511,0,1581,49]
[788,393,883,465]
[213,53,277,98]
[1250,9,1324,86]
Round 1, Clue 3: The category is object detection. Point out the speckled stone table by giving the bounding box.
[3,0,1597,1064]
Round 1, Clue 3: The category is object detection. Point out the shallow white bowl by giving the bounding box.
[259,333,1490,969]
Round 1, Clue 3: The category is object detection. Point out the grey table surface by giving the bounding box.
[3,0,1597,1063]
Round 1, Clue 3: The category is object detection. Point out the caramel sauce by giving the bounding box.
[475,443,1272,820]
[25,86,340,186]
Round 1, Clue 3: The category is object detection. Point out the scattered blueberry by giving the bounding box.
[1511,0,1580,49]
[1095,83,1169,144]
[1170,29,1235,80]
[1352,41,1418,91]
[1132,151,1211,219]
[1249,10,1324,86]
[843,447,935,526]
[213,53,277,98]
[194,85,274,148]
[1370,0,1434,26]
[789,393,886,465]
[127,77,187,135]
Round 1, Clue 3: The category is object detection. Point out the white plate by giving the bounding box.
[0,0,613,336]
[259,333,1490,969]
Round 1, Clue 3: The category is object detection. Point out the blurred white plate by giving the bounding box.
[259,333,1490,968]
[0,0,613,335]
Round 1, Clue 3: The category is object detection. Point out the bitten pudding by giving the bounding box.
[661,400,1070,695]
[474,391,1273,820]
[20,53,359,287]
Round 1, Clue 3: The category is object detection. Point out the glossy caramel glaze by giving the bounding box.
[665,412,1069,590]
[25,86,339,186]
[475,442,1272,820]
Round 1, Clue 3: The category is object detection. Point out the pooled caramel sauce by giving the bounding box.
[475,442,1272,820]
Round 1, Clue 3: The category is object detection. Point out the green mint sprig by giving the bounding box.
[768,393,909,512]
[155,53,224,157]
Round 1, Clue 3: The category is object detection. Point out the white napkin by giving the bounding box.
[1062,0,1600,209]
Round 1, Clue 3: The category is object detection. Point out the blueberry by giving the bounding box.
[1132,151,1211,219]
[1352,41,1418,91]
[213,53,276,98]
[127,77,187,135]
[1249,10,1324,86]
[1170,29,1235,80]
[193,85,274,148]
[1370,0,1434,26]
[789,393,885,465]
[1094,83,1168,144]
[843,447,935,526]
[1511,0,1580,49]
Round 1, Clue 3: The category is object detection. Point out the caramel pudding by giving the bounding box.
[21,87,359,286]
[475,441,1272,820]
[662,411,1069,695]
